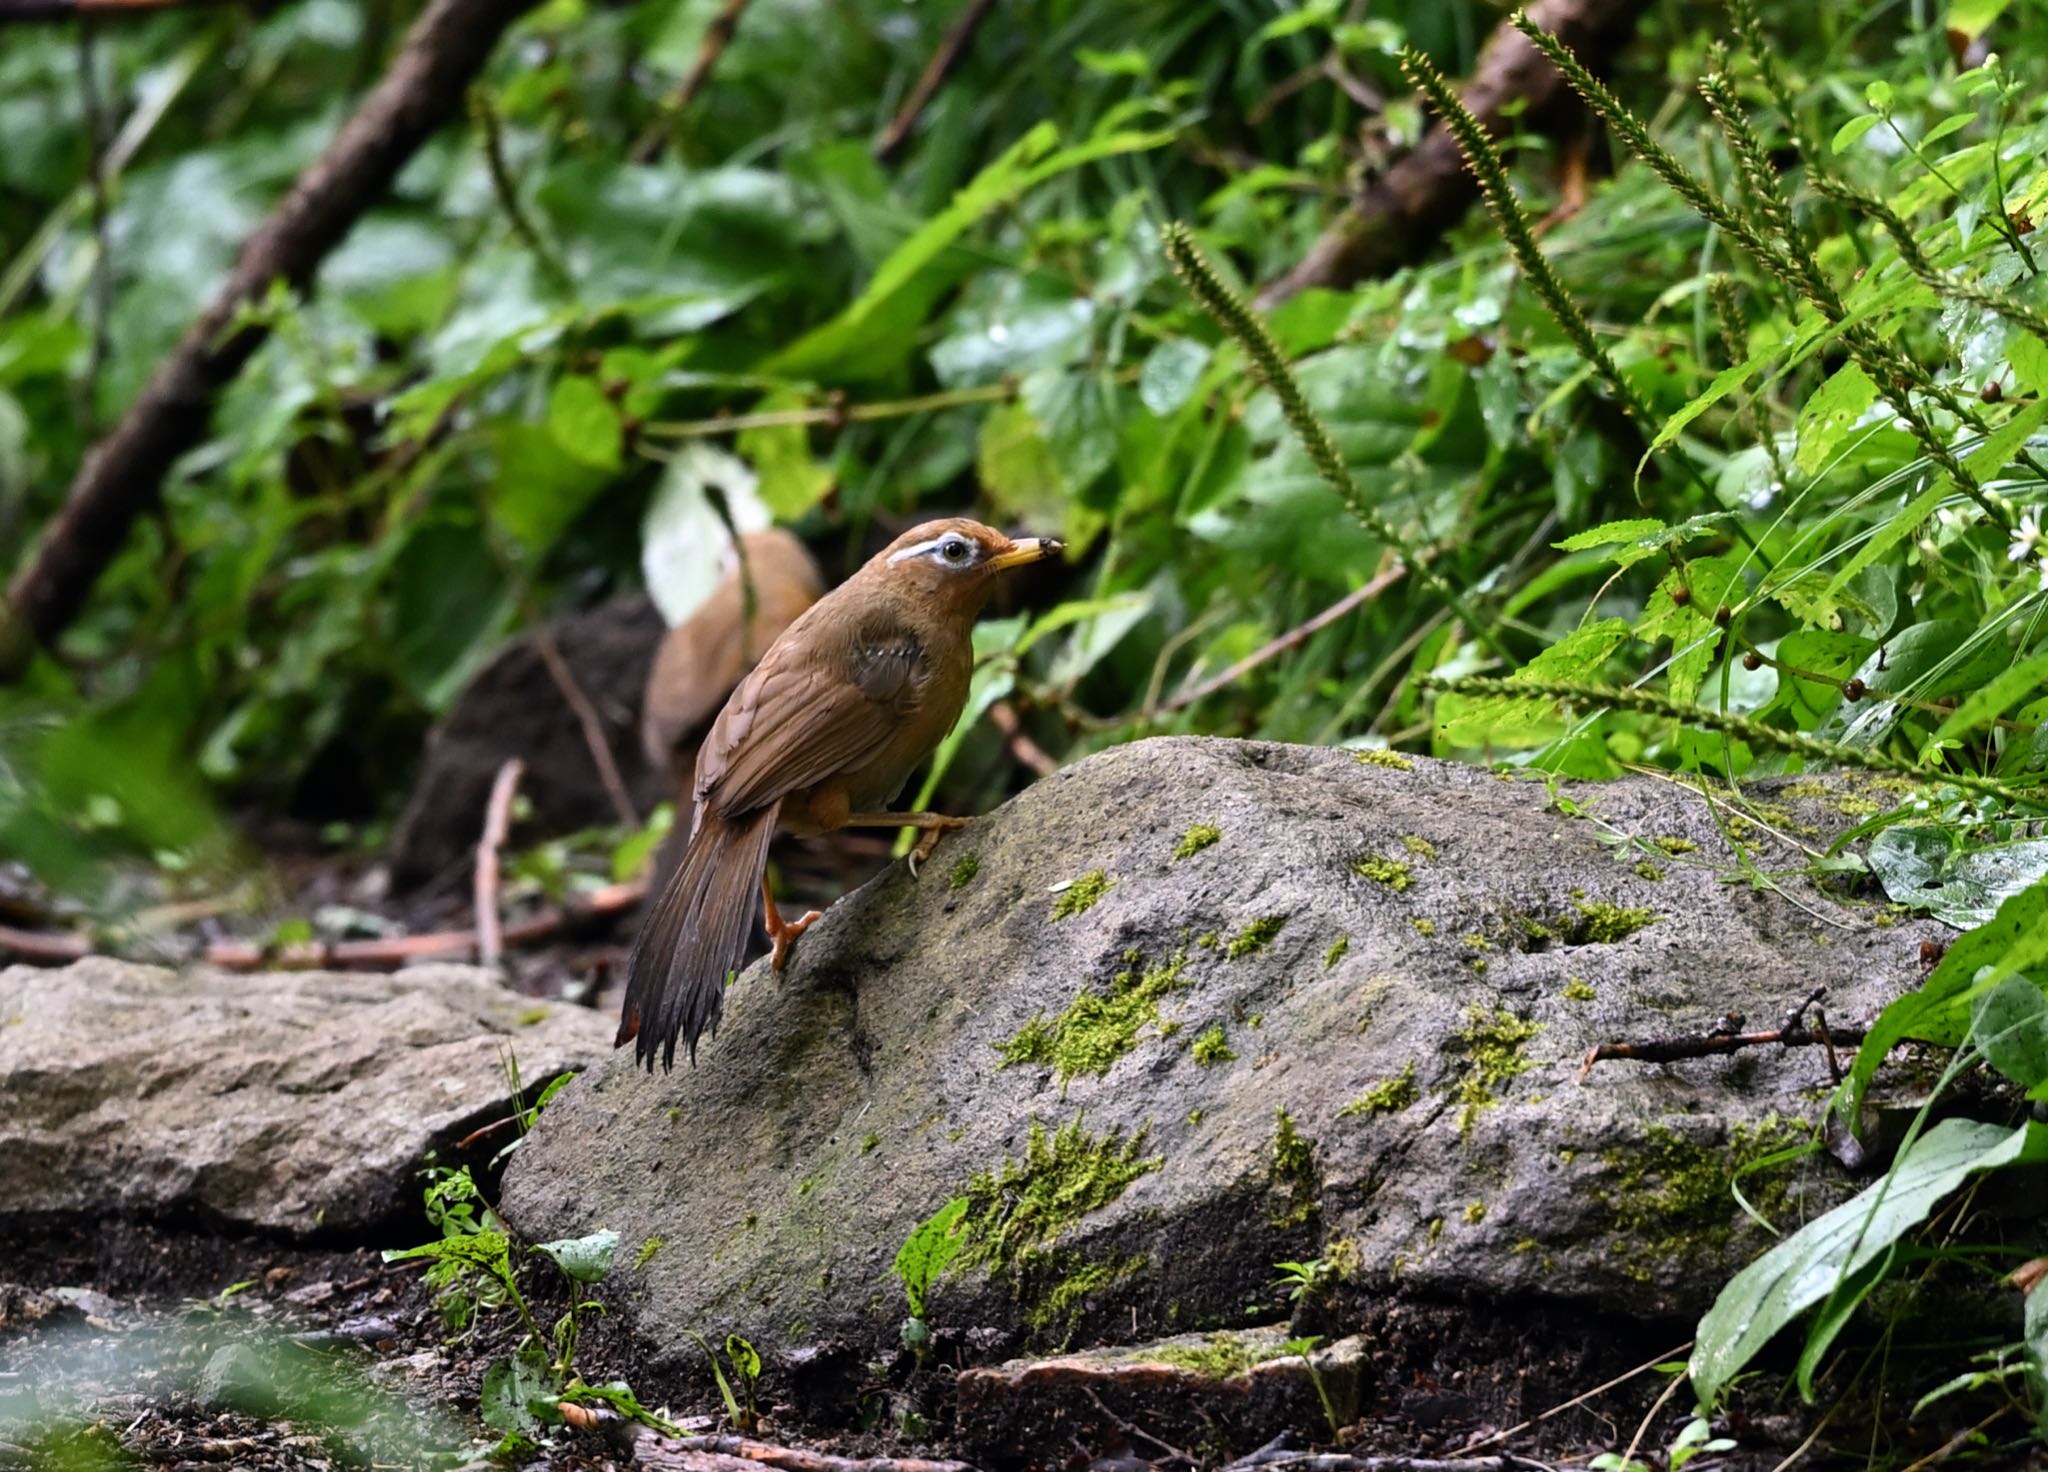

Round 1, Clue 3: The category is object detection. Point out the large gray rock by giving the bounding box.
[500,738,1943,1374]
[0,960,612,1236]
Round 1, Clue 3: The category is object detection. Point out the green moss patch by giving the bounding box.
[1597,1118,1808,1281]
[1339,1062,1418,1118]
[1351,855,1412,891]
[948,853,981,890]
[1651,835,1698,856]
[1270,1107,1319,1228]
[633,1236,665,1268]
[997,953,1191,1081]
[1324,935,1350,969]
[1562,976,1596,1002]
[1173,823,1222,861]
[1025,1252,1148,1334]
[1354,749,1414,771]
[1190,1024,1236,1067]
[1227,915,1287,959]
[1633,860,1664,881]
[960,1117,1161,1277]
[1568,900,1655,944]
[1410,917,1437,937]
[1400,834,1439,859]
[1452,1006,1545,1139]
[1051,869,1114,921]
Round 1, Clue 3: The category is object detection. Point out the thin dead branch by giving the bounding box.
[633,1429,976,1472]
[872,0,997,164]
[628,0,751,164]
[474,757,524,967]
[1579,988,1864,1082]
[987,699,1058,777]
[531,621,640,829]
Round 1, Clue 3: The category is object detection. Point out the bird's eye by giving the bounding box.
[939,537,972,564]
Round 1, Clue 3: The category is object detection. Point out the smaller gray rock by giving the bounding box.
[0,958,612,1238]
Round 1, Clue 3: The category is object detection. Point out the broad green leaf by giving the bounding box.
[1821,481,1948,598]
[1139,338,1212,416]
[1640,347,1775,462]
[1439,618,1633,747]
[1970,977,2048,1094]
[546,374,623,473]
[1963,397,2048,482]
[1794,362,1878,475]
[1818,619,2010,749]
[1866,823,2048,928]
[1691,1118,2048,1408]
[2008,331,2048,396]
[1921,113,1975,148]
[1015,594,1149,657]
[536,1228,618,1284]
[1838,883,2048,1126]
[1950,0,2013,38]
[892,1197,970,1319]
[481,1343,556,1435]
[725,1335,762,1382]
[737,389,834,519]
[977,401,1065,527]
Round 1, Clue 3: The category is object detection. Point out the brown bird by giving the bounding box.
[618,517,1062,1068]
[640,529,823,896]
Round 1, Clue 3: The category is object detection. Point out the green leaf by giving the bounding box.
[536,1228,618,1284]
[1691,1119,2048,1408]
[1138,338,1211,416]
[482,1343,558,1435]
[1865,80,1894,111]
[1921,113,1975,148]
[1820,481,1949,599]
[1838,883,2048,1126]
[1794,362,1878,474]
[546,374,623,472]
[1950,0,2011,39]
[1970,977,2048,1093]
[1935,650,2048,740]
[1866,823,2048,928]
[725,1335,761,1383]
[1439,618,1634,747]
[1831,114,1884,154]
[1553,519,1668,553]
[737,390,834,519]
[1964,397,2048,482]
[892,1197,970,1319]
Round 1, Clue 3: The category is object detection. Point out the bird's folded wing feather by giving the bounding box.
[697,629,926,815]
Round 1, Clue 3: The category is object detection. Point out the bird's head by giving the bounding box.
[872,517,1062,616]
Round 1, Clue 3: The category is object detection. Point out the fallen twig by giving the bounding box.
[474,757,524,967]
[872,0,997,164]
[0,0,545,677]
[1221,1453,1543,1471]
[633,1429,976,1472]
[0,881,646,971]
[1454,1339,1690,1454]
[1579,1006,1864,1083]
[628,0,752,163]
[1083,1385,1196,1467]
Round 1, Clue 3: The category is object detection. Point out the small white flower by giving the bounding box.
[2009,507,2043,562]
[2037,550,2048,591]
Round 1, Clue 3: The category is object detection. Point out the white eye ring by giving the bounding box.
[939,538,972,563]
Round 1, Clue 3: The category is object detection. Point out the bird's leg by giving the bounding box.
[760,872,823,972]
[839,811,975,878]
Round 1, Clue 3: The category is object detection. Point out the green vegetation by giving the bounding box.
[1269,1107,1319,1228]
[1190,1024,1236,1067]
[1173,823,1222,860]
[959,1117,1161,1278]
[996,952,1190,1080]
[1339,1063,1419,1118]
[1562,977,1597,1002]
[1323,935,1350,969]
[1050,871,1114,922]
[7,0,2048,1445]
[1350,856,1413,892]
[1226,914,1287,959]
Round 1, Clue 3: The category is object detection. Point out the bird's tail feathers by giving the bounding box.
[616,807,776,1069]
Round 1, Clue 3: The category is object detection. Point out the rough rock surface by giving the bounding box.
[0,959,613,1238]
[500,737,1946,1376]
[389,596,669,888]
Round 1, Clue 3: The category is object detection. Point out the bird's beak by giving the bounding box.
[987,537,1064,571]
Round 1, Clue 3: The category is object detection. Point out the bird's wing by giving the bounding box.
[696,621,927,817]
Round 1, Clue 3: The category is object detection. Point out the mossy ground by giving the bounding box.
[1324,935,1349,968]
[997,952,1191,1081]
[948,853,981,890]
[1190,1024,1236,1066]
[960,1118,1161,1278]
[1354,749,1414,771]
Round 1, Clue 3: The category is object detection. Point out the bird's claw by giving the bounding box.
[767,909,823,971]
[906,818,972,879]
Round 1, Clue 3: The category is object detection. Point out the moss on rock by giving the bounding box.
[1173,823,1222,861]
[996,953,1191,1081]
[1051,869,1114,921]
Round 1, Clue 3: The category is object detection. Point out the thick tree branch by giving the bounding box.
[1256,0,1649,309]
[0,0,544,678]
